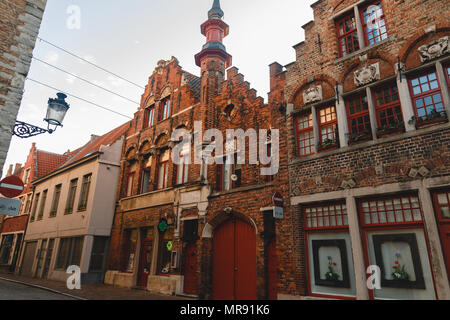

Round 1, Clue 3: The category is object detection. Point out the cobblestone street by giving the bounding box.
[0,273,194,300]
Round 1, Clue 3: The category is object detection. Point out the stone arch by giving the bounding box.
[399,24,450,69]
[201,210,258,239]
[160,85,172,99]
[154,132,169,148]
[125,145,138,161]
[288,74,337,106]
[143,94,156,109]
[339,53,396,93]
[139,139,153,155]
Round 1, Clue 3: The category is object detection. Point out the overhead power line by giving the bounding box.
[32,56,140,105]
[26,78,133,120]
[37,37,145,90]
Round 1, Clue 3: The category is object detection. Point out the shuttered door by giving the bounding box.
[213,218,256,300]
[21,241,37,277]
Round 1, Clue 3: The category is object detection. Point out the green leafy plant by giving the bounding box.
[325,256,340,281]
[391,253,410,281]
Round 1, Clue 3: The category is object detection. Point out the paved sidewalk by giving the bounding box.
[0,273,194,300]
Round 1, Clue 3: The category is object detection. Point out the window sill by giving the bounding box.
[290,121,450,164]
[334,36,394,65]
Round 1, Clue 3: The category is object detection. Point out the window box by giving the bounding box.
[348,131,372,144]
[77,205,87,212]
[376,122,405,138]
[318,139,339,152]
[65,207,73,214]
[414,111,448,129]
[49,210,57,217]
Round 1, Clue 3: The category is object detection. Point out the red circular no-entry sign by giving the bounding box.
[0,176,25,198]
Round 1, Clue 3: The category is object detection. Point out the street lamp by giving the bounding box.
[13,93,70,139]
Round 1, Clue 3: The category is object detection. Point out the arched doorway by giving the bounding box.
[212,217,257,300]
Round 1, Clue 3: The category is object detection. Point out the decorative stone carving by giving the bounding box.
[418,166,430,177]
[303,85,323,105]
[354,63,380,87]
[418,36,449,63]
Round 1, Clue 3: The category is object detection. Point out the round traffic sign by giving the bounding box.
[0,176,25,198]
[272,192,284,207]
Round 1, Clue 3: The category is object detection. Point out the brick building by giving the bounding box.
[0,0,47,175]
[105,0,290,300]
[270,0,450,300]
[0,142,67,273]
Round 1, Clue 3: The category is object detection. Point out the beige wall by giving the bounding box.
[21,137,123,278]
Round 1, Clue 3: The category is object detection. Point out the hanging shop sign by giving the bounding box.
[158,218,168,233]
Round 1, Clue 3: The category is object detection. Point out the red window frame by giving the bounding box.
[317,106,338,143]
[445,64,450,87]
[433,190,450,221]
[158,97,171,121]
[140,158,152,194]
[360,1,388,46]
[175,153,189,185]
[156,156,169,190]
[336,12,360,57]
[358,194,423,228]
[373,84,403,128]
[144,105,155,129]
[346,94,371,136]
[126,172,135,197]
[408,69,445,120]
[304,202,349,231]
[295,113,315,157]
[265,143,274,182]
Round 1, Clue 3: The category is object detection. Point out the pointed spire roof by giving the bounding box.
[208,0,224,20]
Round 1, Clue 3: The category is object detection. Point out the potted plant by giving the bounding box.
[376,120,405,138]
[414,110,448,128]
[348,130,372,144]
[391,253,410,281]
[318,138,339,152]
[325,256,340,281]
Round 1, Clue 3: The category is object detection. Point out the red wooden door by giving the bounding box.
[434,191,450,277]
[137,240,153,287]
[267,239,278,300]
[213,218,256,300]
[183,243,198,295]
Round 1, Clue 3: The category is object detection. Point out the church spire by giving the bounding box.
[195,0,232,68]
[208,0,224,20]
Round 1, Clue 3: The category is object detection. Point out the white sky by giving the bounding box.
[2,0,316,178]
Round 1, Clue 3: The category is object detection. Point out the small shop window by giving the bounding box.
[55,236,84,270]
[122,229,138,273]
[0,234,14,264]
[360,1,388,46]
[409,70,445,121]
[336,12,360,57]
[89,237,109,272]
[158,227,174,275]
[358,195,436,299]
[304,202,356,299]
[296,113,315,157]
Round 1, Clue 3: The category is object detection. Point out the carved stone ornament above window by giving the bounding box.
[418,36,449,63]
[354,63,380,87]
[303,85,323,105]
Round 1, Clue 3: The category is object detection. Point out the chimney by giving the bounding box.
[6,164,13,177]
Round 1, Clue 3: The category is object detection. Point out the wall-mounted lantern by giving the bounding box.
[13,93,70,139]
